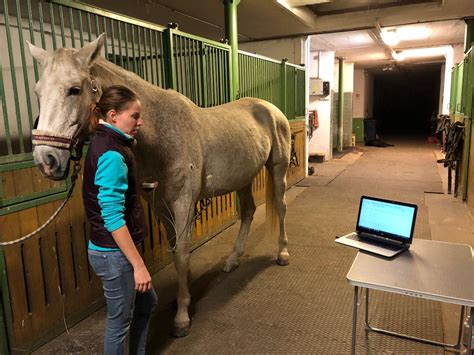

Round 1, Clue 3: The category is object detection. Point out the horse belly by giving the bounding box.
[200,159,264,198]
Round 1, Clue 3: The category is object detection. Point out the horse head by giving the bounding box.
[27,34,105,180]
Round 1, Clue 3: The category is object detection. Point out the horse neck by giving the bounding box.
[91,57,161,98]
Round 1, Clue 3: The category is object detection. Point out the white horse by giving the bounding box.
[27,34,291,336]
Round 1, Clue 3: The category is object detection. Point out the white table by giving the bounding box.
[347,239,474,354]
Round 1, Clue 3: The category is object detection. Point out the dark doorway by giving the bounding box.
[372,63,441,135]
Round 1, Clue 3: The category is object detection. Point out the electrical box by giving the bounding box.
[309,78,330,96]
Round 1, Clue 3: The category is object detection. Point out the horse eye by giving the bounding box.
[68,86,81,96]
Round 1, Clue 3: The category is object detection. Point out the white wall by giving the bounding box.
[453,43,465,64]
[308,50,335,160]
[365,72,374,118]
[353,68,374,118]
[333,61,354,93]
[353,69,365,118]
[239,38,305,65]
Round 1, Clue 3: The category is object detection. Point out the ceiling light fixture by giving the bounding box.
[397,26,430,41]
[394,46,451,61]
[381,29,399,46]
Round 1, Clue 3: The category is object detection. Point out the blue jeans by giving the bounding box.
[88,249,158,355]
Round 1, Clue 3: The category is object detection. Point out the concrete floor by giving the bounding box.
[34,136,474,354]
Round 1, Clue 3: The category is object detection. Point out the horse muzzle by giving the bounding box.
[33,145,71,180]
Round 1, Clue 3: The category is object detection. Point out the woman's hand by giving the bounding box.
[134,264,152,293]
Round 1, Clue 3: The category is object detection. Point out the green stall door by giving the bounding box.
[353,117,364,142]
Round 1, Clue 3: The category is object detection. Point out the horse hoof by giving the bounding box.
[172,322,190,337]
[277,253,289,266]
[222,262,239,273]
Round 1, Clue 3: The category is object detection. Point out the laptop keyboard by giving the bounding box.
[347,233,403,251]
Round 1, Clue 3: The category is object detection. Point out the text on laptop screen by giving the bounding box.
[358,198,416,239]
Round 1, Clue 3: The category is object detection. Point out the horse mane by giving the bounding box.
[90,56,197,108]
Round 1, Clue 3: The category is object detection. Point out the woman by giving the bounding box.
[83,85,158,354]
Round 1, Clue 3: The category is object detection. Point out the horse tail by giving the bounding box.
[265,168,279,239]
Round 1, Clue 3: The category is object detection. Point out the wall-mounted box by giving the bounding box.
[309,78,330,96]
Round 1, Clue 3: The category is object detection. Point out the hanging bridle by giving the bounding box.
[0,77,100,246]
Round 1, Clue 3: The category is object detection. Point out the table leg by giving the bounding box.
[363,288,464,351]
[468,307,473,355]
[351,286,359,355]
[364,288,370,330]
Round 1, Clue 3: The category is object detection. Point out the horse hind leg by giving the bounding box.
[223,184,256,272]
[266,163,289,266]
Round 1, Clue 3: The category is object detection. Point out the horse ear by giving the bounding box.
[26,41,48,66]
[75,33,106,67]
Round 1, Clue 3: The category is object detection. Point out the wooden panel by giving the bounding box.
[0,171,15,200]
[1,213,31,346]
[53,200,78,316]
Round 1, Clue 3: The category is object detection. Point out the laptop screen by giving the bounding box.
[356,196,417,242]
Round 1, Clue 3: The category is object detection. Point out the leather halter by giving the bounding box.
[31,77,99,155]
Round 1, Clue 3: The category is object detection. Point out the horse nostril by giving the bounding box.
[46,154,57,169]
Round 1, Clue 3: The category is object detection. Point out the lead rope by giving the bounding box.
[0,143,84,246]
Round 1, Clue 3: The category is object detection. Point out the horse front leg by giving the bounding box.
[161,197,195,337]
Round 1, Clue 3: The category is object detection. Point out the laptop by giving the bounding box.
[335,195,418,258]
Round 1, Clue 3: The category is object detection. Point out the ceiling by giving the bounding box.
[79,0,474,69]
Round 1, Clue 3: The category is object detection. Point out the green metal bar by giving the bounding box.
[200,43,208,107]
[224,0,240,100]
[102,17,108,60]
[281,59,287,116]
[184,38,190,98]
[50,0,166,33]
[26,0,39,81]
[462,49,474,201]
[160,32,167,86]
[131,25,138,74]
[48,2,57,50]
[68,7,75,47]
[190,39,197,103]
[86,12,92,42]
[0,186,67,208]
[110,19,116,64]
[163,27,177,89]
[462,114,472,201]
[93,13,100,39]
[38,2,46,49]
[124,23,130,70]
[0,248,12,355]
[450,66,458,115]
[0,153,33,165]
[180,36,185,94]
[152,30,160,85]
[337,57,344,152]
[3,0,24,153]
[219,50,224,104]
[58,5,66,47]
[0,50,11,156]
[0,191,69,216]
[137,26,144,79]
[211,48,216,105]
[118,21,124,68]
[145,28,152,84]
[77,9,84,47]
[186,38,192,99]
[238,49,281,64]
[0,159,35,172]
